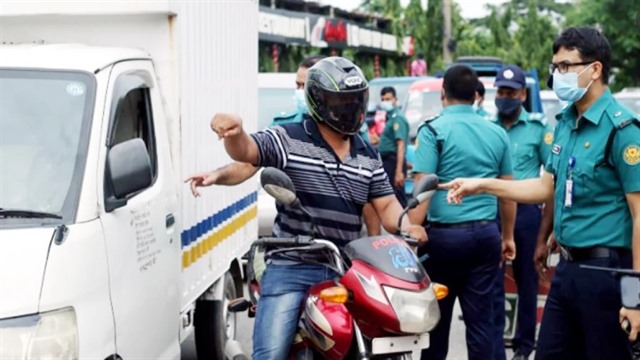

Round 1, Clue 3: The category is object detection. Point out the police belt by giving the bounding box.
[428,220,494,229]
[559,245,631,262]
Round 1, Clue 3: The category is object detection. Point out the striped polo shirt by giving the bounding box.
[251,119,394,248]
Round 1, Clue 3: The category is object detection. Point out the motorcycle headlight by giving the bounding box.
[0,307,78,360]
[383,285,441,334]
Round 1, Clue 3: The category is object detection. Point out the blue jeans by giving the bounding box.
[252,263,338,360]
[419,221,502,360]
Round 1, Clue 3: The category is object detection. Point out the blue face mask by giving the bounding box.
[553,64,594,102]
[495,97,522,119]
[293,89,308,114]
[379,101,394,112]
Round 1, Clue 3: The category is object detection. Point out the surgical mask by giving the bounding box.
[553,64,594,102]
[379,101,394,112]
[495,97,522,119]
[293,89,308,114]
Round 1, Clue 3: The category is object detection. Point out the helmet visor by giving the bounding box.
[320,89,368,135]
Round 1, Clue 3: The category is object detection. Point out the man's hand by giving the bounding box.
[534,233,558,281]
[395,171,405,188]
[620,307,640,341]
[185,171,220,197]
[402,224,428,245]
[438,178,486,204]
[370,133,380,146]
[501,237,516,266]
[210,113,243,139]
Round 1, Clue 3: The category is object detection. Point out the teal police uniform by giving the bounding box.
[476,106,490,118]
[536,88,639,359]
[271,110,304,127]
[378,108,409,155]
[271,109,370,142]
[413,104,512,360]
[490,107,553,359]
[493,109,553,180]
[376,107,408,205]
[414,105,512,223]
[546,89,639,248]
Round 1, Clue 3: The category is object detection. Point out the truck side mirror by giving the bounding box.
[105,138,152,212]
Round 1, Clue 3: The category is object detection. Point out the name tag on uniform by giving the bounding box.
[564,179,573,208]
[552,144,562,155]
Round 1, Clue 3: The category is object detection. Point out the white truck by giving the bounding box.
[0,1,258,359]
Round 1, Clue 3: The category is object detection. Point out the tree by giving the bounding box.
[565,0,640,90]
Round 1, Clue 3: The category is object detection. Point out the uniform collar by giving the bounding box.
[386,107,398,117]
[556,88,613,126]
[442,104,475,115]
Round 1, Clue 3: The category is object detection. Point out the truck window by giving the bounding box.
[108,73,158,181]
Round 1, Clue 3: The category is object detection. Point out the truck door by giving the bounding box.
[99,60,181,359]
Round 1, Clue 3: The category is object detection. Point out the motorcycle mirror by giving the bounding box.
[411,174,439,207]
[260,168,298,206]
[621,275,640,309]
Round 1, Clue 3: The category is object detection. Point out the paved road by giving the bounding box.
[181,293,520,359]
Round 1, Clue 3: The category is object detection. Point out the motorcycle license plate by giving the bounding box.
[371,334,429,355]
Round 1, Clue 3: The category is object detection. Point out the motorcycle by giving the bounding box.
[581,264,640,359]
[230,168,447,359]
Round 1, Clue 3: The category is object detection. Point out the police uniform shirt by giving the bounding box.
[545,89,640,249]
[414,104,513,223]
[378,108,409,156]
[492,108,554,180]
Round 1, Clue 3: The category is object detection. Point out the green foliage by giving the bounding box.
[259,0,639,90]
[564,0,640,90]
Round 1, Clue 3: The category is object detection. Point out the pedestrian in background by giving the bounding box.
[411,52,427,76]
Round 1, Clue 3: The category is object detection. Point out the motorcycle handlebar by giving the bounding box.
[254,236,314,247]
[399,231,420,247]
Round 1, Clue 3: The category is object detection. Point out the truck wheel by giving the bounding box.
[195,272,237,360]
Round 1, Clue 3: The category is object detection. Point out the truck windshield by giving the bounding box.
[0,69,95,224]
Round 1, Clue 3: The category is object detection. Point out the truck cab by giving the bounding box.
[0,2,258,359]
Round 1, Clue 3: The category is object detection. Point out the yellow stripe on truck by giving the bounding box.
[182,206,257,270]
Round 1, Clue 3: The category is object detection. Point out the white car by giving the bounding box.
[540,90,566,128]
[257,73,297,236]
[614,87,640,117]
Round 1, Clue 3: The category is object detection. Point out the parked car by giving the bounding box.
[614,87,640,117]
[256,73,298,236]
[540,90,566,128]
[258,72,297,130]
[366,76,429,132]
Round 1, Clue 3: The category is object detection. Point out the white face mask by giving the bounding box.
[293,89,308,114]
[552,63,595,102]
[379,101,394,112]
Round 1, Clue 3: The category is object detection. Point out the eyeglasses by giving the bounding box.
[548,61,594,75]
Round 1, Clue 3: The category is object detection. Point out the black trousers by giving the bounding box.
[381,153,407,207]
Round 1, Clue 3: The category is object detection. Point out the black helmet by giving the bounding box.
[305,57,369,135]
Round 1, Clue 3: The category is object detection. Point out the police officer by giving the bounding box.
[442,27,640,360]
[490,65,554,360]
[378,86,410,206]
[475,81,491,119]
[409,64,517,360]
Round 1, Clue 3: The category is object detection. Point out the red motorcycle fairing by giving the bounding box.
[299,280,353,360]
[340,259,430,338]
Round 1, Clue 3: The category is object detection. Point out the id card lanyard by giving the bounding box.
[564,156,576,208]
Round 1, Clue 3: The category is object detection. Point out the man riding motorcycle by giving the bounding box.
[209,57,427,359]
